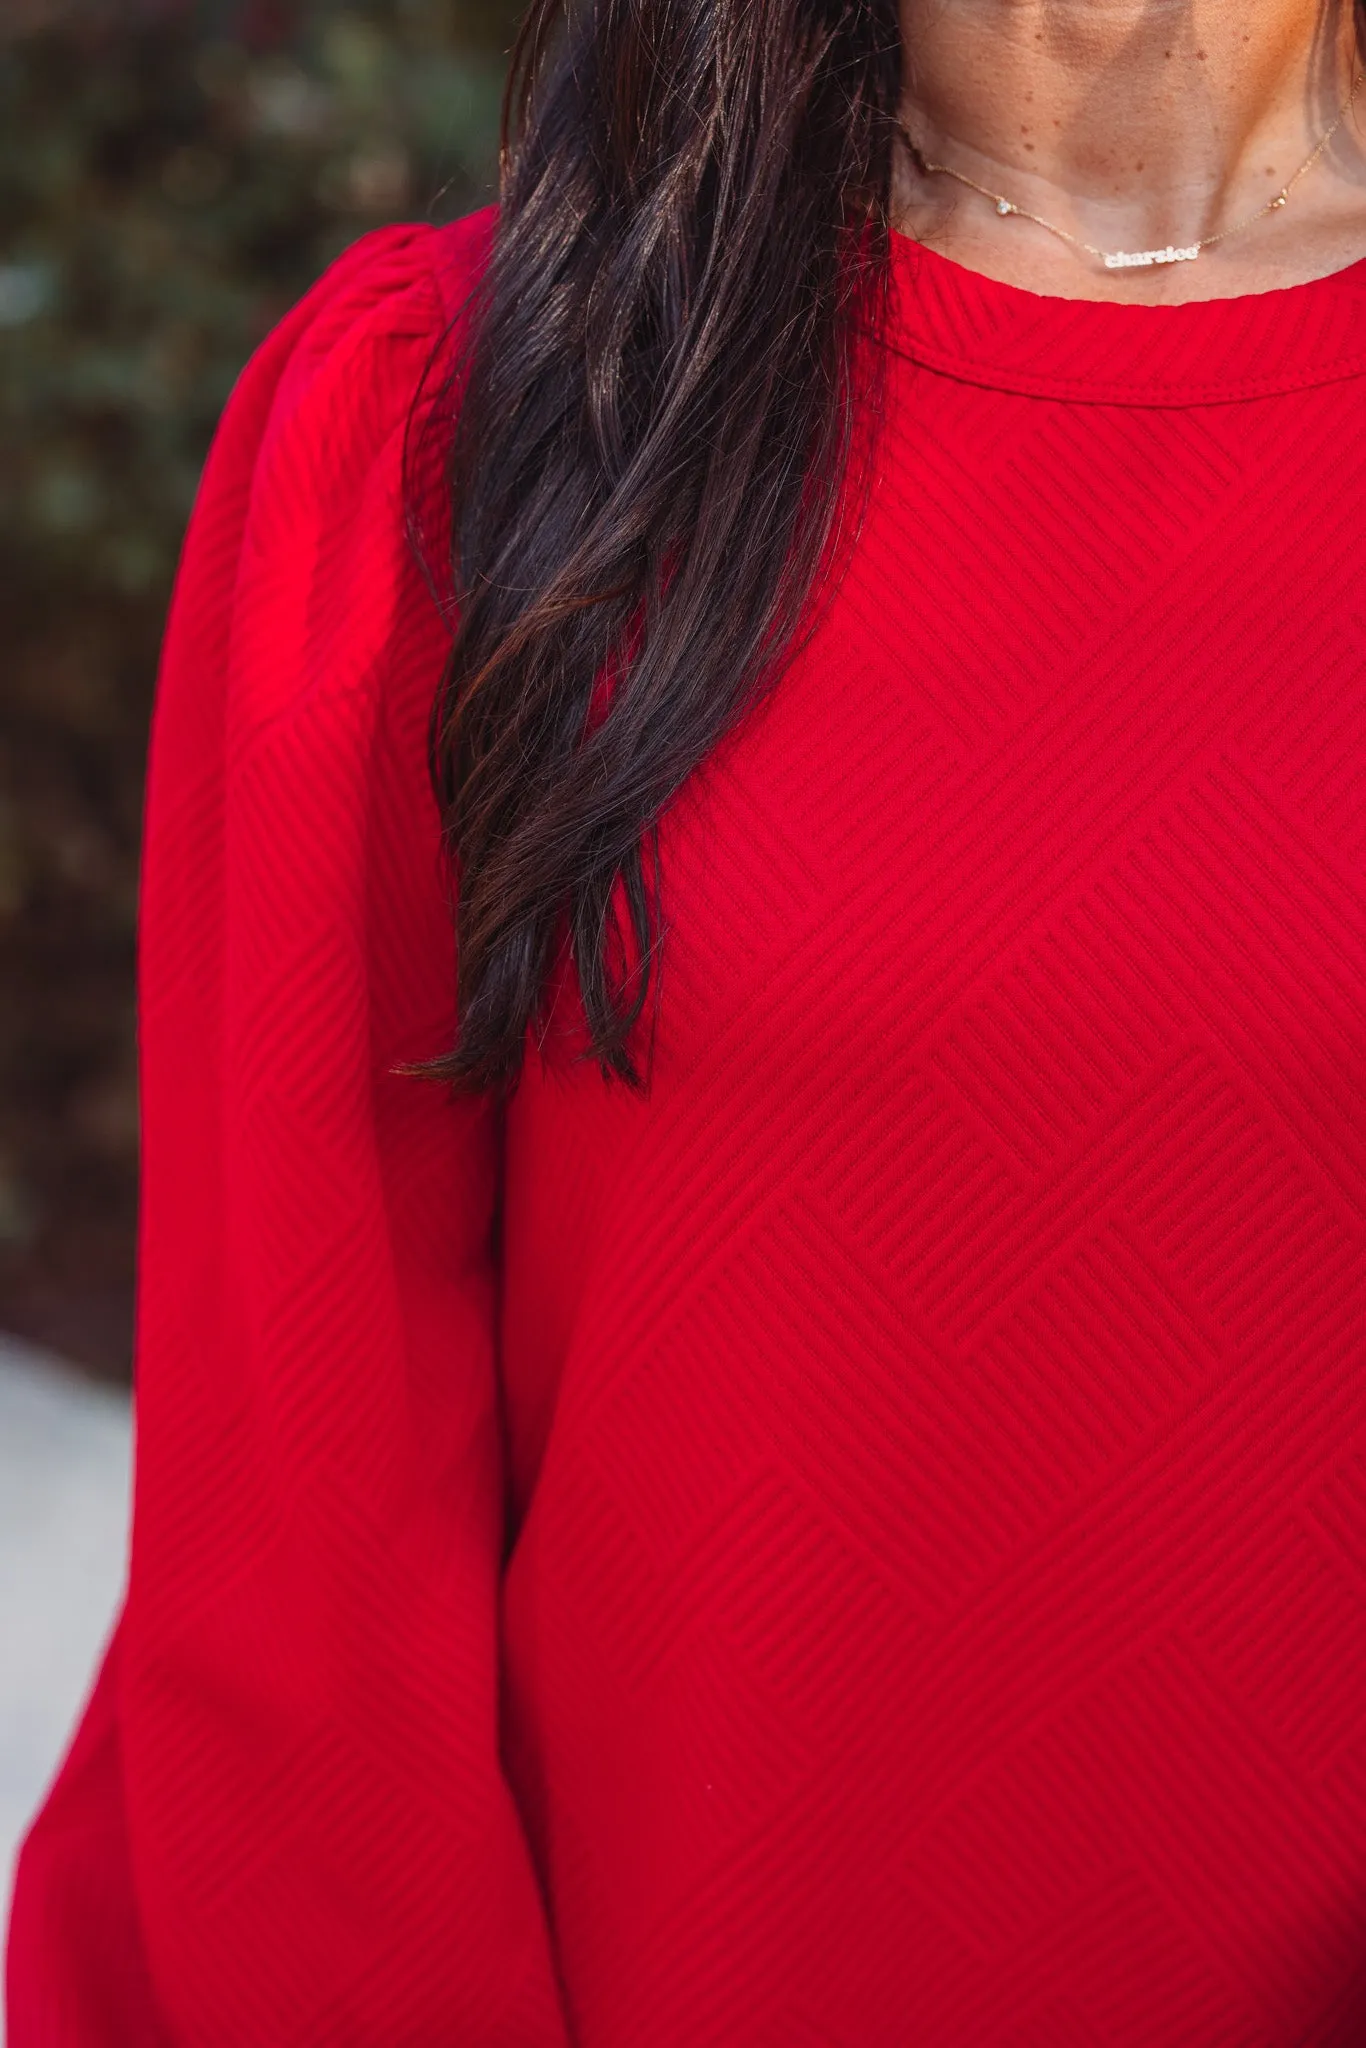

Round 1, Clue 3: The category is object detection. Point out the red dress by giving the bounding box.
[9,210,1366,2046]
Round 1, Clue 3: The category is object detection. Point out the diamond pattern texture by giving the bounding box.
[8,215,1366,2044]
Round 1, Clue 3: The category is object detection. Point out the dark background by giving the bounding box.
[1,0,522,1380]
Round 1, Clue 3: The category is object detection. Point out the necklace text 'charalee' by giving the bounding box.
[1103,245,1200,268]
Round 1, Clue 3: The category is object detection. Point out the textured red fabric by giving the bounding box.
[8,211,1366,2046]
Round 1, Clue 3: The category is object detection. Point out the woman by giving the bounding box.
[9,0,1366,2037]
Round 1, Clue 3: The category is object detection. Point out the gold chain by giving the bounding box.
[900,69,1364,272]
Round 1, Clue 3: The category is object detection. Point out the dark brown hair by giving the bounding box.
[424,0,902,1090]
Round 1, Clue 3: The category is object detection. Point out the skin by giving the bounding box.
[892,0,1366,299]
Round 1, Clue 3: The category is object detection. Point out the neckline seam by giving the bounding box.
[882,332,1366,406]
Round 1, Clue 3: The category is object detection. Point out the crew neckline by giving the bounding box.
[886,230,1366,405]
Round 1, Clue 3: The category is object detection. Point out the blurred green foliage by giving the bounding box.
[1,0,521,1376]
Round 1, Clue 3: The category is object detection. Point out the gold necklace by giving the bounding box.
[901,70,1364,272]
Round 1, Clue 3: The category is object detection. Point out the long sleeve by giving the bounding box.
[6,220,570,2048]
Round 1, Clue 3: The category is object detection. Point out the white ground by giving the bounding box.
[0,1336,132,2030]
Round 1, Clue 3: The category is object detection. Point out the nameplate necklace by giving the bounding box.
[901,70,1363,273]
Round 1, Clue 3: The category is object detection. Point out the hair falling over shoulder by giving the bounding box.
[416,0,902,1092]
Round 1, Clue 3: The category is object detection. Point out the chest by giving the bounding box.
[500,372,1366,1487]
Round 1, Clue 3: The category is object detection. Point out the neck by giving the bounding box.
[894,0,1366,299]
